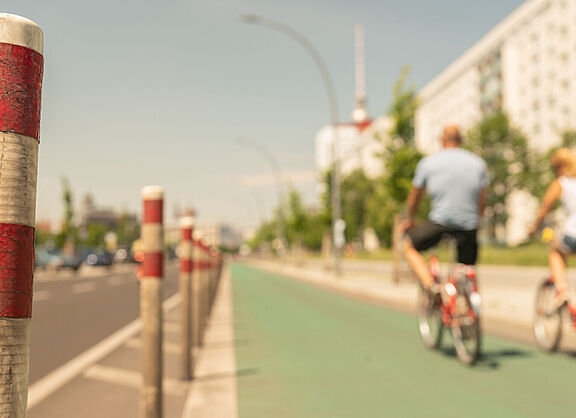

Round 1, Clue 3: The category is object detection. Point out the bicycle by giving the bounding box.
[534,276,576,351]
[417,241,482,365]
[527,227,576,352]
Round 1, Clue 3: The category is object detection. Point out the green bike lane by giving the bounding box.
[231,263,575,418]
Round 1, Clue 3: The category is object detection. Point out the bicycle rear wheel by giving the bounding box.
[418,286,443,349]
[533,280,563,352]
[451,290,481,365]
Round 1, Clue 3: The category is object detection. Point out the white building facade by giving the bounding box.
[315,116,391,179]
[415,0,576,242]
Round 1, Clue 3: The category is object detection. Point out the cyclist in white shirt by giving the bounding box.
[529,148,576,306]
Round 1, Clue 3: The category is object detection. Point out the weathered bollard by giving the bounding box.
[140,186,164,418]
[0,13,43,418]
[179,216,194,380]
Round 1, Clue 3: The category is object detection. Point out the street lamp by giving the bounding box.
[242,14,344,276]
[236,136,287,258]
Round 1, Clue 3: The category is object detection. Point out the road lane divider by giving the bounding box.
[27,292,181,410]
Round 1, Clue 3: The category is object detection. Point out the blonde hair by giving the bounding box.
[551,148,576,177]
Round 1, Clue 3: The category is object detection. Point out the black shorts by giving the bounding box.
[406,221,478,265]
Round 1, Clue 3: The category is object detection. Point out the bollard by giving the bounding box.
[140,186,164,418]
[199,241,210,343]
[0,14,43,418]
[191,238,200,349]
[178,216,194,380]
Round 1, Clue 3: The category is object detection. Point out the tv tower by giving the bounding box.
[352,23,369,123]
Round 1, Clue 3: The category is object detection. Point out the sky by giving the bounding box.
[2,0,525,231]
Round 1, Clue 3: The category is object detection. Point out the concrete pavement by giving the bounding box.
[27,265,236,418]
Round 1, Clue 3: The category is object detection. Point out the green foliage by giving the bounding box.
[340,169,374,242]
[383,147,422,203]
[364,66,422,247]
[35,229,54,246]
[466,111,541,241]
[85,223,107,248]
[115,212,139,245]
[55,176,77,249]
[285,189,307,244]
[388,65,418,144]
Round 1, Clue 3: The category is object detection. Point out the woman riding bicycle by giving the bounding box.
[529,148,576,308]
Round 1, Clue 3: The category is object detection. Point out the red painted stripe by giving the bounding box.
[193,261,212,270]
[0,223,34,318]
[0,43,43,141]
[180,259,192,273]
[181,229,192,241]
[143,200,163,224]
[142,252,163,277]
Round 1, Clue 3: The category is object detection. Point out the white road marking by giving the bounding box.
[27,292,181,410]
[83,364,188,396]
[33,290,51,302]
[71,282,98,294]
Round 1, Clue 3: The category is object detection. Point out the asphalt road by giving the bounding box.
[232,263,576,418]
[29,263,180,384]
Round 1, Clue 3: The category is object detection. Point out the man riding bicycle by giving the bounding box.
[400,125,488,295]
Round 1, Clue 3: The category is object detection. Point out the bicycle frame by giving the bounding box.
[430,255,479,327]
[421,248,482,364]
[543,277,576,327]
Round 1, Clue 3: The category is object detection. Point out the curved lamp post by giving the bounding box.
[242,14,343,276]
[237,136,287,258]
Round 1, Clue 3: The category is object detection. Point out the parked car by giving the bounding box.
[113,247,136,264]
[35,247,82,271]
[35,247,53,270]
[83,250,113,267]
[50,252,83,271]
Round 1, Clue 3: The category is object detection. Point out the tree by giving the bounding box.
[388,65,418,144]
[466,111,541,241]
[285,188,307,245]
[340,169,374,244]
[55,176,77,250]
[366,66,423,246]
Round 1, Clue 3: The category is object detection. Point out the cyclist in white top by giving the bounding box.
[529,148,576,306]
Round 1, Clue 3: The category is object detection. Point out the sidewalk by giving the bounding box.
[28,267,237,418]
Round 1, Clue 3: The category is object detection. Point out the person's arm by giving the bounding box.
[401,186,425,232]
[528,179,562,235]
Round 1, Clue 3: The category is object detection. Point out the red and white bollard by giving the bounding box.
[179,216,194,380]
[140,186,164,418]
[192,237,202,347]
[0,14,43,417]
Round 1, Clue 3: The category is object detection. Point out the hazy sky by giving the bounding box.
[3,0,524,230]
